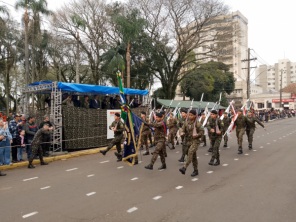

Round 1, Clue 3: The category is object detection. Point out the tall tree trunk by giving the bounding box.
[76,32,80,83]
[126,41,131,102]
[24,8,29,113]
[5,52,10,116]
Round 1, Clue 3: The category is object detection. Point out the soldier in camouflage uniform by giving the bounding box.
[28,124,53,169]
[178,109,188,162]
[179,110,204,177]
[100,112,125,161]
[167,112,178,150]
[246,110,264,150]
[140,111,152,155]
[207,110,223,166]
[234,109,247,154]
[144,112,167,170]
[200,112,207,147]
[222,112,231,147]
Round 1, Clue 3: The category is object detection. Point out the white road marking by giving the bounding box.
[153,196,162,200]
[273,140,277,142]
[244,154,249,156]
[66,168,78,172]
[222,164,228,166]
[117,166,124,169]
[176,186,183,189]
[192,178,198,181]
[100,161,110,164]
[127,207,138,213]
[87,174,95,177]
[260,146,264,149]
[86,192,96,196]
[22,212,38,218]
[139,161,143,163]
[279,138,282,140]
[40,186,50,190]
[131,177,138,181]
[207,171,213,174]
[234,158,239,161]
[253,150,257,152]
[23,177,38,182]
[205,153,209,156]
[175,151,180,153]
[267,143,270,145]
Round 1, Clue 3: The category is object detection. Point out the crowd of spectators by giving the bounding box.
[254,109,295,122]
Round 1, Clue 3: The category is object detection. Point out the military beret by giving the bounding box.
[141,111,146,115]
[114,112,120,117]
[189,109,196,115]
[156,112,163,117]
[180,108,187,113]
[211,110,218,114]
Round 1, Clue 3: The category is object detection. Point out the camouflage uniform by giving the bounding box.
[246,116,264,149]
[147,120,166,167]
[182,119,204,171]
[200,117,207,146]
[140,118,152,152]
[28,128,52,164]
[105,120,125,156]
[234,115,247,153]
[207,117,223,161]
[222,116,231,146]
[178,117,188,162]
[167,117,178,148]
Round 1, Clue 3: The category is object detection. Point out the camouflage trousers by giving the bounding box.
[210,137,222,159]
[246,127,255,144]
[182,139,189,157]
[150,141,166,165]
[184,142,199,170]
[223,133,228,145]
[168,128,177,145]
[236,128,245,147]
[141,132,150,151]
[106,135,123,154]
[29,145,44,163]
[201,135,206,145]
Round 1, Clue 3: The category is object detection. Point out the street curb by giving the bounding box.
[0,147,110,171]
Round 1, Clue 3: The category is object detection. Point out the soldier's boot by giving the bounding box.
[223,143,227,147]
[214,158,220,166]
[208,147,213,152]
[28,161,35,169]
[139,145,144,150]
[144,163,153,170]
[171,145,175,150]
[208,157,215,165]
[143,151,150,155]
[40,161,48,165]
[179,167,186,175]
[248,144,252,150]
[149,144,154,148]
[238,147,243,154]
[164,153,167,157]
[100,150,107,156]
[191,170,199,177]
[114,152,122,162]
[158,163,166,170]
[176,141,179,145]
[134,160,138,165]
[178,155,185,162]
[203,143,207,147]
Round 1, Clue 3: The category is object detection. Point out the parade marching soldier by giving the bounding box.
[200,112,207,147]
[167,112,178,150]
[140,111,152,155]
[100,112,125,161]
[27,123,53,169]
[178,108,188,162]
[234,109,248,154]
[179,110,204,177]
[144,112,167,170]
[222,112,231,147]
[246,110,265,150]
[207,110,223,166]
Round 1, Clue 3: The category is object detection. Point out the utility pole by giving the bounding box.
[280,69,284,109]
[242,48,257,100]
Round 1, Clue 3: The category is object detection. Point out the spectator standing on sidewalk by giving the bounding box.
[0,119,12,165]
[25,116,38,159]
[8,113,22,163]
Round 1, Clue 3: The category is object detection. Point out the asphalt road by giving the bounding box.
[1,117,296,222]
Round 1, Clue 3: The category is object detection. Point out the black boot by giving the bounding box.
[143,151,150,156]
[145,163,153,170]
[100,150,107,156]
[203,143,207,147]
[176,141,179,145]
[0,171,6,176]
[114,152,122,162]
[191,170,198,177]
[179,167,186,175]
[28,163,35,169]
[40,161,48,165]
[223,144,227,147]
[158,164,166,170]
[238,147,243,154]
[214,158,220,166]
[249,144,252,150]
[178,155,185,162]
[208,157,215,165]
[208,147,213,152]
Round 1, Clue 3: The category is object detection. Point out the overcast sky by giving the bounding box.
[1,0,295,67]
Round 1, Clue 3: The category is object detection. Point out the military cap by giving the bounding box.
[180,108,187,113]
[141,111,146,115]
[114,112,120,117]
[189,109,197,115]
[156,112,163,117]
[211,110,218,115]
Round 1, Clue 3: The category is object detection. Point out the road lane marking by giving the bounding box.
[192,178,198,181]
[153,196,162,200]
[175,151,180,153]
[273,140,277,142]
[139,161,143,163]
[234,158,239,161]
[66,168,78,172]
[244,154,249,156]
[253,150,257,152]
[100,161,110,164]
[207,171,213,174]
[87,174,95,177]
[22,212,38,218]
[40,186,50,190]
[176,186,183,189]
[23,177,38,182]
[267,143,270,145]
[127,207,138,213]
[222,164,228,166]
[205,153,209,156]
[131,177,138,181]
[86,192,96,196]
[117,166,124,169]
[260,146,264,149]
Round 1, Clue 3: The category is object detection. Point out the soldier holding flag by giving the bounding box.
[246,110,265,150]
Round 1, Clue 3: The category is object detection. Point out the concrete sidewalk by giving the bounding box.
[0,147,107,171]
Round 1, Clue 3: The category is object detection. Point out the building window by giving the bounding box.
[258,103,264,108]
